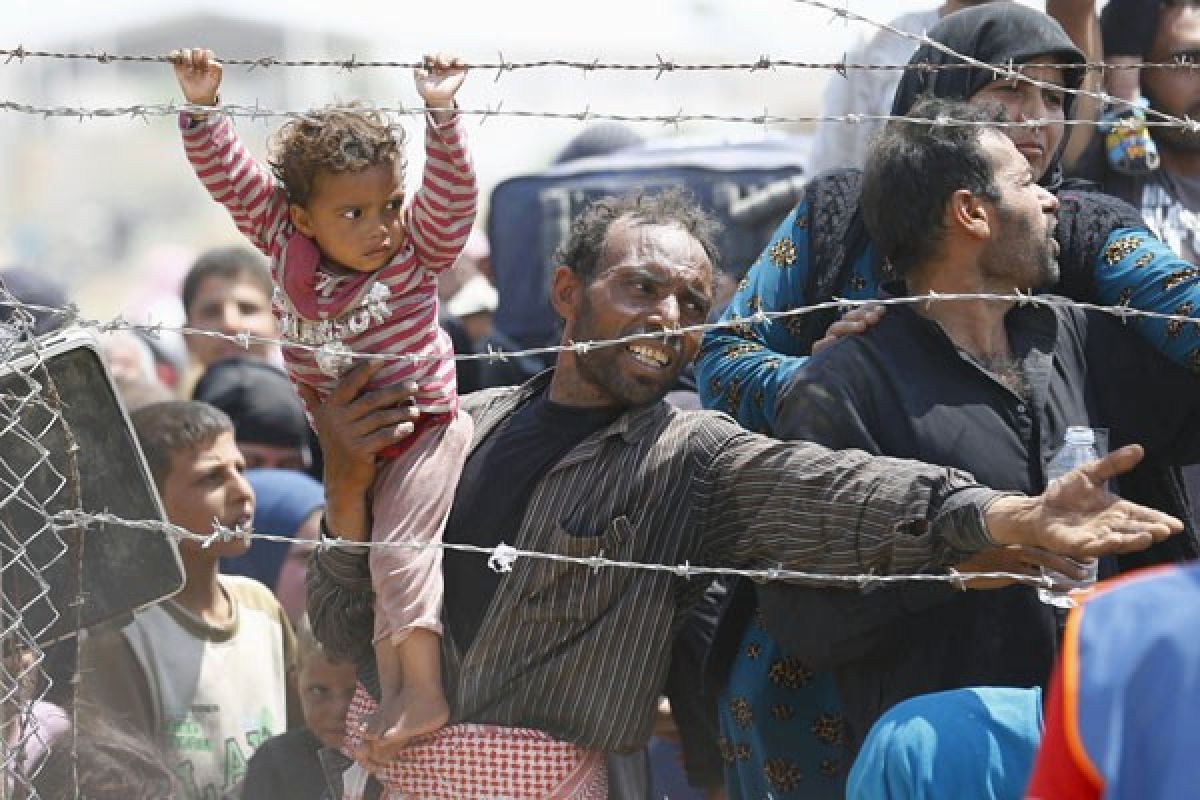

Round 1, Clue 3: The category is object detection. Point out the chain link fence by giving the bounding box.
[0,286,81,800]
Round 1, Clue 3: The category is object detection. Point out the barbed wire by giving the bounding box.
[2,46,1198,75]
[0,0,1184,129]
[0,99,1195,132]
[53,510,1069,593]
[0,0,1192,128]
[0,0,1185,128]
[793,0,1175,122]
[1,291,1195,386]
[2,288,1169,598]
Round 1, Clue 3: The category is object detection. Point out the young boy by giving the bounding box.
[80,401,298,799]
[171,48,476,763]
[242,614,359,800]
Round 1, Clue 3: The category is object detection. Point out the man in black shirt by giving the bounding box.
[762,97,1200,752]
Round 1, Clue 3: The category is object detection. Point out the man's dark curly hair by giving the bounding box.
[861,96,1004,278]
[269,104,407,207]
[555,189,723,286]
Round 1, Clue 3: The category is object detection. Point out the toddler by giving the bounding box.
[172,47,476,762]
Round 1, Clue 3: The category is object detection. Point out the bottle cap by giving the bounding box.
[1064,426,1096,445]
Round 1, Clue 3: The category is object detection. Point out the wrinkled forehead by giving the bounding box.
[600,219,714,285]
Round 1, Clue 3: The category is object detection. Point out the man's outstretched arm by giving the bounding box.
[702,425,1180,576]
[305,369,1182,601]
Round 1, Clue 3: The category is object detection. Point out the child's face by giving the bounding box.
[290,162,407,273]
[184,275,277,366]
[298,653,358,750]
[161,431,255,557]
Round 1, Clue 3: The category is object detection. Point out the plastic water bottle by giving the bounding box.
[1038,426,1101,608]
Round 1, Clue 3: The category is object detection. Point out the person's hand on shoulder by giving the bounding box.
[810,304,885,356]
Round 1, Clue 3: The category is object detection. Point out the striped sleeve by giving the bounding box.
[180,113,290,258]
[696,424,996,576]
[407,113,478,274]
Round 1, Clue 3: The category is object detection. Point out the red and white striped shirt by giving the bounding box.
[181,112,477,413]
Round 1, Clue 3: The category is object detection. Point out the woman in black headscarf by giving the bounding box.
[696,4,1200,798]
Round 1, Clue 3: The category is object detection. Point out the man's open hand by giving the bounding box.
[985,444,1182,559]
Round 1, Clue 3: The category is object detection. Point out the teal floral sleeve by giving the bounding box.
[695,202,879,433]
[1092,227,1200,371]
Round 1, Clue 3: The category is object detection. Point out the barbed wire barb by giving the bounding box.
[655,54,674,81]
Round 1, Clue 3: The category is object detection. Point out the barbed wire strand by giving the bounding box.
[0,291,1163,597]
[1,46,1198,75]
[0,2,1183,127]
[1,100,1194,132]
[52,510,1063,594]
[1,291,1193,388]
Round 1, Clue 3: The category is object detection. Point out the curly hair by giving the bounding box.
[861,96,1004,278]
[555,189,723,286]
[269,105,407,206]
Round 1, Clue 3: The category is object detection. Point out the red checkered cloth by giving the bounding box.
[343,684,608,800]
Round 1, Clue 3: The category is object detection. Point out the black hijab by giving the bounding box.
[891,3,1086,116]
[891,3,1086,189]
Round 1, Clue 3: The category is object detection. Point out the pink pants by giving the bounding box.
[343,684,608,800]
[370,409,473,644]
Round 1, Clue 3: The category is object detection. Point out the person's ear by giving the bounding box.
[948,188,991,241]
[550,266,584,327]
[290,204,315,238]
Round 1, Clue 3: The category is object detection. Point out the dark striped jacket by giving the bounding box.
[309,371,996,752]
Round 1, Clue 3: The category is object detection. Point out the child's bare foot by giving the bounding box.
[364,684,449,761]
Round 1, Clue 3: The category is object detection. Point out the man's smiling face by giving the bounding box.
[560,218,714,408]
